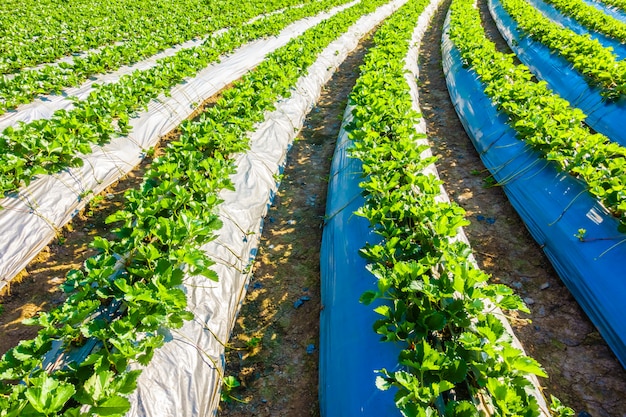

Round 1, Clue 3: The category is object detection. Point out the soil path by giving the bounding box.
[219,33,374,417]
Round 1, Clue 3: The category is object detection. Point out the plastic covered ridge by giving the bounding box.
[442,8,626,367]
[488,0,626,148]
[123,0,418,415]
[320,106,404,416]
[319,0,443,413]
[583,0,626,24]
[0,0,358,290]
[526,0,626,59]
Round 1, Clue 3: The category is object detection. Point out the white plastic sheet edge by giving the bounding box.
[125,0,409,415]
[0,0,358,288]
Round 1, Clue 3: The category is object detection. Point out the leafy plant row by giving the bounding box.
[0,0,353,197]
[0,0,284,75]
[0,0,390,415]
[542,0,626,43]
[496,0,626,100]
[0,0,307,114]
[453,0,626,232]
[344,0,572,415]
[595,0,626,13]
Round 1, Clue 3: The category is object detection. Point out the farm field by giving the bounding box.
[1,0,626,416]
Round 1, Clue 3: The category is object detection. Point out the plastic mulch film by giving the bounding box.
[526,0,626,59]
[487,0,626,148]
[122,0,411,415]
[0,4,299,130]
[442,9,626,367]
[0,0,358,289]
[319,0,549,414]
[583,0,626,24]
[319,103,403,416]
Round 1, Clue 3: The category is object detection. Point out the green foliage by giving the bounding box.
[450,0,626,233]
[0,0,352,195]
[497,0,626,100]
[543,0,626,44]
[346,0,573,414]
[587,0,626,13]
[0,0,307,108]
[0,0,395,414]
[220,376,242,403]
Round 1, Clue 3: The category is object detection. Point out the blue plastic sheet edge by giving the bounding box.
[319,109,404,417]
[488,0,626,147]
[441,9,626,368]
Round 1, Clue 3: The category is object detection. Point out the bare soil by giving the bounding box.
[1,3,625,416]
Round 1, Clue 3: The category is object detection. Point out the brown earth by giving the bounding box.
[1,2,626,416]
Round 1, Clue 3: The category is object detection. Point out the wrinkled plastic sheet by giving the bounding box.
[488,0,626,147]
[583,0,626,24]
[319,0,549,414]
[442,10,626,368]
[124,0,414,415]
[0,0,357,288]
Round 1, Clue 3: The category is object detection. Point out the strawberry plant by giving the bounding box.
[342,0,573,414]
[594,0,626,12]
[0,0,354,196]
[0,0,309,114]
[0,0,302,75]
[541,0,626,44]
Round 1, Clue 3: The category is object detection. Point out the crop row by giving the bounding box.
[0,0,390,415]
[497,0,626,100]
[0,0,309,113]
[596,0,626,12]
[0,0,279,75]
[343,0,571,415]
[0,0,353,197]
[542,0,626,43]
[456,0,626,230]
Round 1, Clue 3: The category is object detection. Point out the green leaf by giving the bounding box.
[90,395,131,416]
[84,369,114,403]
[360,290,378,305]
[512,355,548,378]
[25,376,75,415]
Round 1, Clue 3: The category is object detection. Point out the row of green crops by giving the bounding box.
[452,0,626,231]
[496,0,626,100]
[0,0,391,414]
[543,0,626,43]
[344,0,572,415]
[0,0,283,74]
[0,0,353,197]
[596,0,626,13]
[0,0,308,113]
